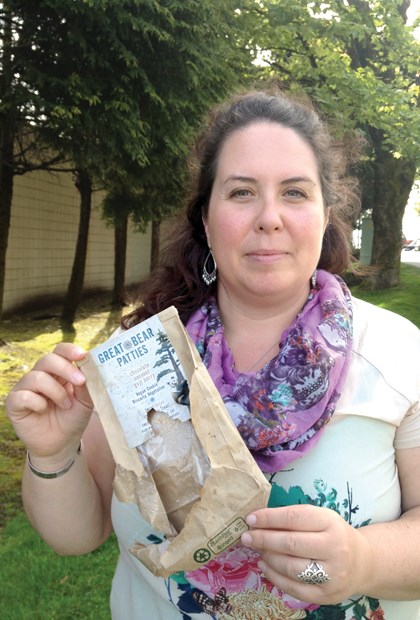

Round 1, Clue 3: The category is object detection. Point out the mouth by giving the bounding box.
[249,249,285,255]
[247,249,289,256]
[246,250,290,263]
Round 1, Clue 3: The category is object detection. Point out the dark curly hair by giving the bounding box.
[123,86,361,329]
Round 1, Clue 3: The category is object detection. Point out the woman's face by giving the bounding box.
[203,121,328,309]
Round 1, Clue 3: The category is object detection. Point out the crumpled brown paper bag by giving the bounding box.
[78,306,271,578]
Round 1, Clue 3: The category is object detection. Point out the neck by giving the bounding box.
[217,282,310,328]
[217,284,310,373]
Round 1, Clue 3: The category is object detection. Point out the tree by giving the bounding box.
[1,0,251,322]
[0,3,67,317]
[1,0,152,321]
[247,0,420,287]
[101,184,144,307]
[99,1,251,303]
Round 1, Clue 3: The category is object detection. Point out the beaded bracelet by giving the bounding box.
[27,444,82,479]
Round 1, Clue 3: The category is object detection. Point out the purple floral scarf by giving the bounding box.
[186,270,353,473]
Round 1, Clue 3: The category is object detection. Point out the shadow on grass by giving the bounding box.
[0,292,121,345]
[87,306,123,350]
[60,322,76,343]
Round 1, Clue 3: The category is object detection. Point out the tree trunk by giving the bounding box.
[369,131,417,289]
[150,218,161,270]
[112,213,128,307]
[61,169,93,327]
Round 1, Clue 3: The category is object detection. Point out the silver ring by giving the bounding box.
[297,560,330,585]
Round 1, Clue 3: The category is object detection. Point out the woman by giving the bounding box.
[6,88,420,619]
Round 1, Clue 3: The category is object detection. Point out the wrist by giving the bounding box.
[27,443,82,479]
[353,525,376,595]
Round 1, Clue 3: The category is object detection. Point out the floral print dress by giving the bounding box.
[110,299,420,620]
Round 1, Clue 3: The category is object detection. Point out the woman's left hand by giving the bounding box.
[241,504,372,605]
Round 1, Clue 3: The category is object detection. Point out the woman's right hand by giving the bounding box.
[5,343,94,470]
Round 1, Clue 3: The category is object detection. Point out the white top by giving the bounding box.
[110,297,420,619]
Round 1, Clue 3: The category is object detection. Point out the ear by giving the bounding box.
[202,217,211,247]
[324,207,331,233]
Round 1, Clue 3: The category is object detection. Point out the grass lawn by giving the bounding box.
[350,263,420,329]
[0,294,122,620]
[0,264,419,618]
[0,514,118,620]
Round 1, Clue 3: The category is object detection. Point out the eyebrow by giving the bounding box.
[281,176,316,186]
[223,175,257,185]
[223,175,317,186]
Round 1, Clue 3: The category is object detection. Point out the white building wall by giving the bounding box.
[3,169,151,314]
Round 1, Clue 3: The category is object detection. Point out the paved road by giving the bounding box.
[401,250,420,269]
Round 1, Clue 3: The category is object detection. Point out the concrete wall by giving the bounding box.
[3,169,151,314]
[360,217,373,265]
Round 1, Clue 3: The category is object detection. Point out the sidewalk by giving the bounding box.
[401,250,420,269]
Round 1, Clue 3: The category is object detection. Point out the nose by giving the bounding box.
[255,193,283,232]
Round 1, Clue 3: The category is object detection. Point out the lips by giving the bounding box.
[247,249,289,256]
[246,249,290,263]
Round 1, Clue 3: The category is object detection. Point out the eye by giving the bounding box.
[284,188,307,199]
[229,188,253,199]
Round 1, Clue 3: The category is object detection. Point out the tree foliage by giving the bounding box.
[248,0,419,154]
[246,0,420,287]
[0,0,251,319]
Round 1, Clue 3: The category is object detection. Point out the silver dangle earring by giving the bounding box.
[311,269,318,289]
[202,250,217,286]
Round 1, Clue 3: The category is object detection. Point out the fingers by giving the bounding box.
[242,527,327,561]
[6,344,89,419]
[240,506,362,604]
[5,343,94,466]
[8,372,76,416]
[256,558,334,605]
[241,509,336,604]
[51,342,87,361]
[241,505,342,559]
[32,343,87,378]
[245,504,332,533]
[258,553,330,586]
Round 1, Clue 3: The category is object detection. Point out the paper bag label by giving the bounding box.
[89,315,190,448]
[192,517,248,563]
